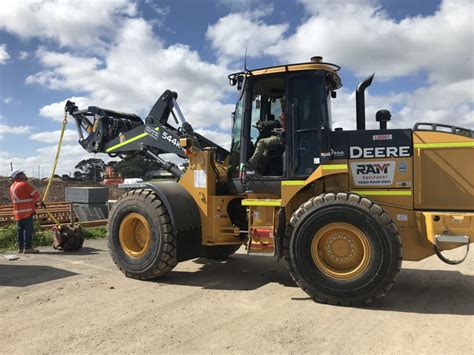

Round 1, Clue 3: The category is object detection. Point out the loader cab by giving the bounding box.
[228,57,342,193]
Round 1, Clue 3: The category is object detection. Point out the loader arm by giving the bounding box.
[65,90,229,165]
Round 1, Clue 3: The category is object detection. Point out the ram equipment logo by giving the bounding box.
[350,161,396,186]
[356,163,391,175]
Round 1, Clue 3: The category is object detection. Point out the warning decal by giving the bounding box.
[194,170,206,188]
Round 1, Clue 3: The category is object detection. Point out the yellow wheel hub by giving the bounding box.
[119,213,151,257]
[311,222,372,280]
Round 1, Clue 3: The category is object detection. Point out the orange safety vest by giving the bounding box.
[9,181,41,220]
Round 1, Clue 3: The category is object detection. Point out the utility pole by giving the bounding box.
[10,162,13,172]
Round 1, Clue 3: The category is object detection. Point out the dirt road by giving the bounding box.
[1,239,472,354]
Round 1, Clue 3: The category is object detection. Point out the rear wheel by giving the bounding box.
[284,193,402,306]
[108,189,177,280]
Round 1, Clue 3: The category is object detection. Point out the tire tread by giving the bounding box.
[108,189,177,280]
[284,192,403,306]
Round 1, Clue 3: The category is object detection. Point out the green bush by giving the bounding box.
[33,222,54,247]
[0,222,53,251]
[81,226,107,239]
[0,224,18,250]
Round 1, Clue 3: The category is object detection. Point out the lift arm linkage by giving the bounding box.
[65,90,229,162]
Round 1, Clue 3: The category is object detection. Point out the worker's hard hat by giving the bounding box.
[11,169,25,180]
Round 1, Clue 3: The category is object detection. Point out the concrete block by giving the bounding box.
[65,187,108,204]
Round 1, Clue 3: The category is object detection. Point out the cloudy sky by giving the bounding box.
[0,0,472,177]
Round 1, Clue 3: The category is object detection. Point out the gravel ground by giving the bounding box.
[0,239,472,354]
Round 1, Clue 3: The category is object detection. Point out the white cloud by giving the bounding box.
[0,150,111,178]
[3,0,471,178]
[206,11,288,59]
[329,78,474,131]
[26,49,102,90]
[0,0,136,49]
[205,0,473,131]
[3,97,13,104]
[0,43,10,64]
[29,18,235,131]
[36,143,94,157]
[39,97,91,122]
[268,0,472,84]
[30,129,78,144]
[389,79,474,128]
[196,128,232,149]
[217,0,267,11]
[18,51,29,60]
[0,142,115,178]
[0,150,12,158]
[0,123,32,135]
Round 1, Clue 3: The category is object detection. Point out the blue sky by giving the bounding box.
[0,0,472,177]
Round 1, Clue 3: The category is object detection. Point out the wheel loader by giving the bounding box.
[66,56,474,306]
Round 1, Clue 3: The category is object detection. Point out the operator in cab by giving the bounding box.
[248,97,286,173]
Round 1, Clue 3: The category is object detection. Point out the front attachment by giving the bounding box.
[52,225,85,251]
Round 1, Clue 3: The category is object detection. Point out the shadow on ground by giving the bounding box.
[371,268,474,316]
[157,254,296,291]
[158,255,473,316]
[0,264,78,287]
[38,247,102,256]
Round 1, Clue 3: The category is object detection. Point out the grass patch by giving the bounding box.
[0,223,107,252]
[81,226,107,239]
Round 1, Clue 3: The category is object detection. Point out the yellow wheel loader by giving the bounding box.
[67,56,473,305]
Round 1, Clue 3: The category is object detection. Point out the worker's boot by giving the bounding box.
[17,248,24,254]
[23,248,40,254]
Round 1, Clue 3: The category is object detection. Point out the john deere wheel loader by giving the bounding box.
[66,56,474,305]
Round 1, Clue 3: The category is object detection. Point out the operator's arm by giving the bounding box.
[23,182,41,202]
[258,120,282,130]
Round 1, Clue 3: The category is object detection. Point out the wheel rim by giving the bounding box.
[311,222,372,280]
[119,213,151,257]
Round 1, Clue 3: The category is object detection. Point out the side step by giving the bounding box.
[434,234,470,265]
[241,200,281,256]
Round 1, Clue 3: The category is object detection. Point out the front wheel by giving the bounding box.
[284,193,402,306]
[108,189,177,280]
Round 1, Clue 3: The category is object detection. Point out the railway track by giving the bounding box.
[0,202,106,227]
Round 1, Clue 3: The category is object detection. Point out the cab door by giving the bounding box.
[288,71,331,178]
[228,73,288,194]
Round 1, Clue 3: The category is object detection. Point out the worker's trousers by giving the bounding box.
[17,215,34,250]
[249,135,281,168]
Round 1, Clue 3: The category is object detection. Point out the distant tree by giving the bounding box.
[75,158,106,182]
[113,155,162,179]
[73,171,83,181]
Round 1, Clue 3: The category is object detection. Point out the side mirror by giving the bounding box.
[237,76,244,91]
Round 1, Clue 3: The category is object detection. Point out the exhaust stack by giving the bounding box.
[356,73,375,130]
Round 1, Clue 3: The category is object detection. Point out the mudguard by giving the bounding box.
[142,181,202,261]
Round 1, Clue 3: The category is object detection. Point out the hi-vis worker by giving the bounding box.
[9,170,41,254]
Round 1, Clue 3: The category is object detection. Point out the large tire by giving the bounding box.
[108,189,177,280]
[200,245,241,259]
[284,192,402,306]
